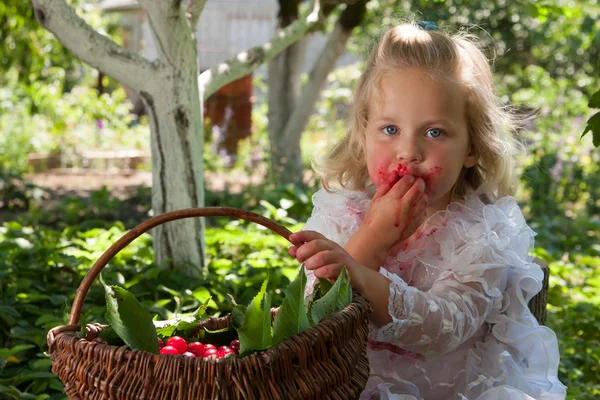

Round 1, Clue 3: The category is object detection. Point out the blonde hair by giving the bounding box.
[316,22,523,201]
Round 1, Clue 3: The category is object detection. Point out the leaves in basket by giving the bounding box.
[309,267,352,326]
[98,325,125,346]
[100,274,159,354]
[318,278,334,296]
[272,265,310,346]
[233,276,272,355]
[231,304,247,329]
[153,297,211,339]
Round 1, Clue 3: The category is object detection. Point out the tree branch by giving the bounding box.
[31,0,155,93]
[282,0,366,143]
[282,22,350,143]
[198,0,323,100]
[187,0,208,28]
[138,0,189,66]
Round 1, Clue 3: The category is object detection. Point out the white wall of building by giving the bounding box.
[137,0,358,74]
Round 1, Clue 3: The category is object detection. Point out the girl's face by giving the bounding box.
[365,68,477,216]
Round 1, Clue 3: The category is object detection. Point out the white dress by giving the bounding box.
[302,188,567,400]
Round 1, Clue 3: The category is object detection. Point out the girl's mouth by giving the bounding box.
[393,164,420,179]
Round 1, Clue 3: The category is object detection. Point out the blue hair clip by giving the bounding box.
[417,20,439,31]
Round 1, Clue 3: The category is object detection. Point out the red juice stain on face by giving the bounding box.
[394,164,410,177]
[425,166,442,189]
[375,164,396,186]
[429,166,443,176]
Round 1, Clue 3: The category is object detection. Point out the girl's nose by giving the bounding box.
[396,136,423,163]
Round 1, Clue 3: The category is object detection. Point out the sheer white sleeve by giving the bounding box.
[375,269,494,355]
[373,195,543,356]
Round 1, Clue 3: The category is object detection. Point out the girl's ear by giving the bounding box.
[463,144,479,168]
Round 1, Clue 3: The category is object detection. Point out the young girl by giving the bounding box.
[288,22,567,400]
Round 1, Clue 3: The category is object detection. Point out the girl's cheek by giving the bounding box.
[423,166,443,193]
[368,158,394,187]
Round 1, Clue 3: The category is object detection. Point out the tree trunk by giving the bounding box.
[268,1,367,185]
[141,72,206,271]
[267,39,308,184]
[138,1,206,272]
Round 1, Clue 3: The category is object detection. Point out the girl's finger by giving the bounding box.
[372,180,394,201]
[289,230,326,244]
[313,264,344,279]
[295,239,333,263]
[389,174,417,199]
[303,250,338,270]
[411,195,428,223]
[405,195,428,233]
[288,246,297,258]
[403,177,426,205]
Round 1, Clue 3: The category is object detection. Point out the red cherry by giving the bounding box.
[229,339,240,353]
[166,336,187,354]
[203,344,216,352]
[182,351,196,358]
[218,346,235,358]
[159,346,179,355]
[202,347,218,358]
[158,338,164,348]
[187,341,205,356]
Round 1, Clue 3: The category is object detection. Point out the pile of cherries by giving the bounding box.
[158,336,240,359]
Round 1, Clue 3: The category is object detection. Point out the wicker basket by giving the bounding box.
[47,207,372,399]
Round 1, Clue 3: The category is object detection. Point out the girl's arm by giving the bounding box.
[290,230,495,355]
[345,261,395,327]
[372,271,493,355]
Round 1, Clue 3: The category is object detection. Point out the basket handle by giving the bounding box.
[68,207,293,326]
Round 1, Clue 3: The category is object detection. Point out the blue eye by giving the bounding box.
[426,128,443,138]
[383,125,399,136]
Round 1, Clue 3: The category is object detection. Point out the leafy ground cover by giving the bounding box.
[1,172,599,399]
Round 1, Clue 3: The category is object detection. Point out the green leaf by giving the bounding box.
[101,275,159,354]
[8,344,35,356]
[272,265,310,346]
[154,298,211,338]
[318,278,334,295]
[589,90,600,109]
[98,326,124,346]
[310,267,352,325]
[0,372,56,386]
[582,112,600,147]
[230,304,247,329]
[235,277,272,355]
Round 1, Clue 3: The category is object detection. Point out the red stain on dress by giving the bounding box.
[346,200,363,220]
[368,339,427,365]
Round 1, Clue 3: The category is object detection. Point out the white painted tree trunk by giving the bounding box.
[140,62,206,270]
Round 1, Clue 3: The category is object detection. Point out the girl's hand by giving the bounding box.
[288,230,360,280]
[363,174,428,253]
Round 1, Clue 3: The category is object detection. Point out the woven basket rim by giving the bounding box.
[49,290,371,364]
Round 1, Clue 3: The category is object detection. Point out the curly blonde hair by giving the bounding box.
[315,22,523,201]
